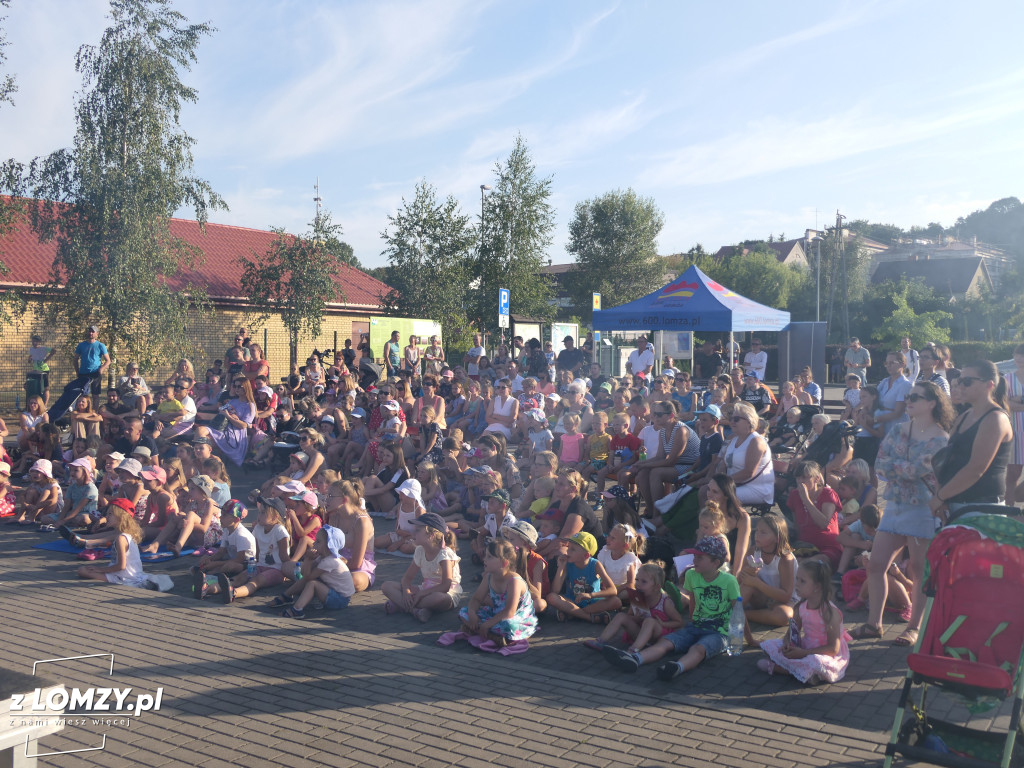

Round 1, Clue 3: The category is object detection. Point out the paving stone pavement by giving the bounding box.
[4,515,976,768]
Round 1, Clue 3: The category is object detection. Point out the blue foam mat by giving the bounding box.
[33,539,194,561]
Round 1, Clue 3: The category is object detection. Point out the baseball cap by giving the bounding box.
[321,415,335,424]
[107,452,126,463]
[351,407,366,419]
[546,392,561,402]
[685,535,728,562]
[599,382,613,393]
[411,511,448,534]
[140,466,167,483]
[88,325,98,333]
[290,451,310,467]
[132,445,152,458]
[381,401,400,412]
[697,404,722,420]
[601,485,631,500]
[441,369,454,378]
[744,371,759,380]
[561,531,598,556]
[192,436,213,446]
[189,474,215,498]
[108,498,135,515]
[289,490,319,507]
[502,519,538,546]
[258,496,288,516]
[527,408,547,422]
[482,489,511,506]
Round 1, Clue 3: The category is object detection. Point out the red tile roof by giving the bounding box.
[0,201,391,310]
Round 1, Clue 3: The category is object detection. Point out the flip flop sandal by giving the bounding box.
[590,611,613,625]
[893,629,918,647]
[281,607,305,619]
[850,623,883,640]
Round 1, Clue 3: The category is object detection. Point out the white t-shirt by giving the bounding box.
[743,351,768,380]
[627,347,655,375]
[253,523,290,569]
[221,524,257,560]
[639,425,661,457]
[414,545,462,596]
[316,555,355,597]
[466,346,486,376]
[179,395,197,423]
[597,547,642,587]
[509,374,525,394]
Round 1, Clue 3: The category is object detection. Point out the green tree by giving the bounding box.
[239,210,348,368]
[19,0,224,373]
[0,0,26,327]
[874,287,952,348]
[473,134,555,330]
[379,179,477,351]
[564,188,664,322]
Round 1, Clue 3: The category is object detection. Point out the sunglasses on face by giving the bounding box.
[730,416,749,423]
[905,393,930,403]
[956,376,982,387]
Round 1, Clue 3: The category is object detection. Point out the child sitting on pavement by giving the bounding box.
[278,526,355,618]
[547,532,621,623]
[596,523,644,603]
[602,536,739,679]
[205,496,290,603]
[381,512,463,623]
[585,560,684,652]
[191,501,256,598]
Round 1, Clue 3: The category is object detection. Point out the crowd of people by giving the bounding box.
[2,326,1020,683]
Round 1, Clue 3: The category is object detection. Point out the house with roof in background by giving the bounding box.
[0,203,392,407]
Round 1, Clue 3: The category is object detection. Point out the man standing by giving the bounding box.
[742,338,768,381]
[556,335,585,376]
[74,325,111,407]
[901,336,920,382]
[626,336,655,379]
[844,337,871,385]
[384,330,402,376]
[464,333,486,381]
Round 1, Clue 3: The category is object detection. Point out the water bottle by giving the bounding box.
[638,446,647,463]
[246,556,256,578]
[727,597,745,656]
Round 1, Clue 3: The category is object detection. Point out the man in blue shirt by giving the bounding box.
[74,325,110,407]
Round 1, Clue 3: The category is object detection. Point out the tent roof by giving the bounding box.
[592,265,791,333]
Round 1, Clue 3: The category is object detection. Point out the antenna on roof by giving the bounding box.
[313,177,322,222]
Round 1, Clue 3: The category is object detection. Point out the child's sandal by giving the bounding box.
[590,611,613,625]
[281,606,305,619]
[270,595,293,607]
[850,623,883,640]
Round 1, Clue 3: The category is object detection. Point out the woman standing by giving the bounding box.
[403,335,421,375]
[423,335,445,376]
[853,380,953,646]
[932,360,1012,516]
[876,351,912,436]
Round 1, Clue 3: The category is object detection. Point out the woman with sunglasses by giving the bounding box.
[706,401,773,507]
[854,380,954,645]
[931,360,1012,518]
[627,400,699,517]
[206,377,256,467]
[483,378,519,441]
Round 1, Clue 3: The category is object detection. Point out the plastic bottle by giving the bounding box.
[638,446,647,463]
[246,556,256,578]
[727,597,745,656]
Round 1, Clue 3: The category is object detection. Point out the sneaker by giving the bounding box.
[656,661,684,681]
[601,645,639,673]
[216,573,234,604]
[582,638,605,651]
[192,569,207,600]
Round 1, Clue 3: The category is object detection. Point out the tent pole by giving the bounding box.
[729,331,735,373]
[655,331,663,377]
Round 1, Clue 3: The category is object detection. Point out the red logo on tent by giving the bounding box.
[658,279,699,301]
[705,279,736,298]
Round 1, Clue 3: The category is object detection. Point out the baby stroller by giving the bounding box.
[885,511,1024,768]
[768,403,822,455]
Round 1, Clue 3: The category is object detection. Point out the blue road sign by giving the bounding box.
[499,288,510,315]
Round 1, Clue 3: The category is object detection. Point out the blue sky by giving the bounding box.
[3,0,1023,268]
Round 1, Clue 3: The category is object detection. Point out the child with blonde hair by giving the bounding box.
[597,523,645,601]
[557,413,585,468]
[381,512,462,622]
[458,537,538,645]
[584,561,683,652]
[76,504,148,587]
[697,502,731,566]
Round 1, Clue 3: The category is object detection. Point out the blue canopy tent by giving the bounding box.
[592,265,791,374]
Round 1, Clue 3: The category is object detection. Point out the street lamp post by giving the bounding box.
[480,184,491,228]
[813,236,822,322]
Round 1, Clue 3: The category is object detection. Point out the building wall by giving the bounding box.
[0,300,369,413]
